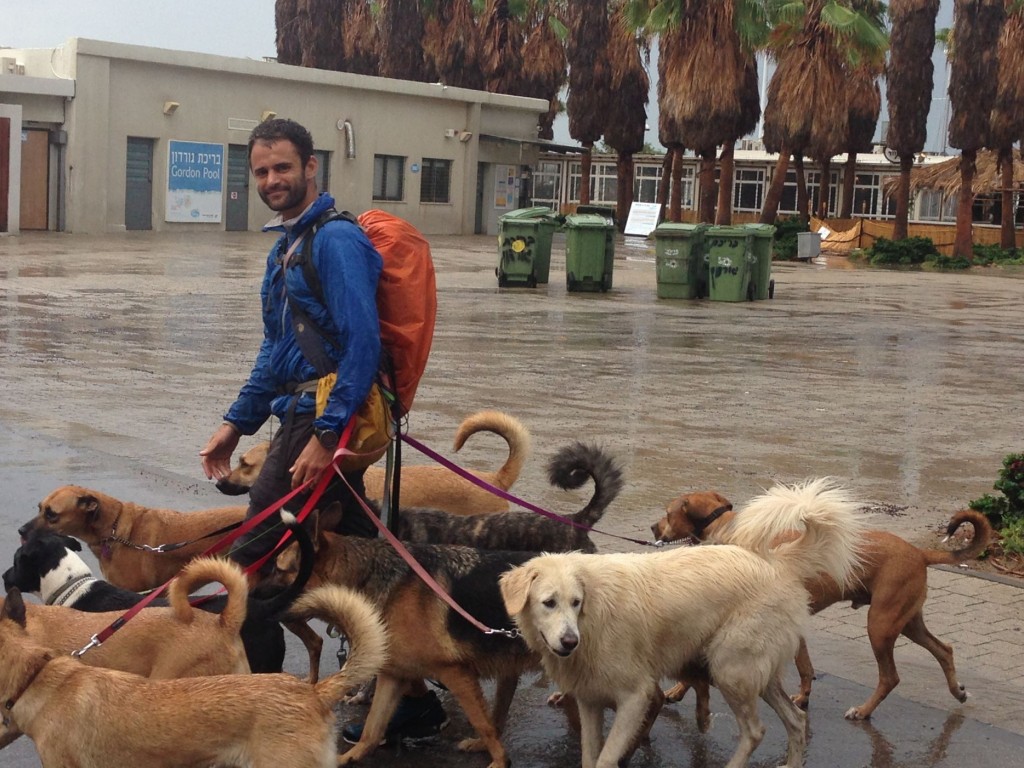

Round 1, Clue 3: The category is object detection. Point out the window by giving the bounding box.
[778,169,838,216]
[633,163,662,203]
[568,162,617,204]
[420,158,452,203]
[733,168,765,212]
[531,161,562,209]
[852,172,895,219]
[373,154,404,201]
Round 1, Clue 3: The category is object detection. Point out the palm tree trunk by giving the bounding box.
[670,147,683,222]
[841,149,857,219]
[615,152,634,233]
[580,143,593,207]
[893,155,914,240]
[698,149,716,224]
[999,147,1015,249]
[954,149,977,259]
[817,159,832,220]
[795,155,810,225]
[760,152,790,225]
[657,149,674,222]
[716,143,735,225]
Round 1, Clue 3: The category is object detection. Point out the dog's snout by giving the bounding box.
[557,632,579,656]
[18,520,37,541]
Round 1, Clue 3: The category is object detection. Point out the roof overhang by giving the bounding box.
[480,133,582,154]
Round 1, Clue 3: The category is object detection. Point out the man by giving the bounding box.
[199,117,446,743]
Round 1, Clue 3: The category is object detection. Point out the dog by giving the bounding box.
[288,530,544,768]
[19,485,247,592]
[0,555,251,750]
[4,511,319,677]
[0,582,386,768]
[216,409,531,515]
[651,490,993,720]
[500,478,866,768]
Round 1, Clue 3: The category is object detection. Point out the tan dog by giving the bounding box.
[0,583,386,768]
[651,490,993,720]
[216,410,531,515]
[20,485,246,592]
[501,479,865,768]
[0,556,249,750]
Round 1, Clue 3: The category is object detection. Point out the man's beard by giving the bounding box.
[259,179,307,213]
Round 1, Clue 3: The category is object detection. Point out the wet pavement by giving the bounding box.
[0,229,1023,767]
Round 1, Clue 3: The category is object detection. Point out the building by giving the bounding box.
[0,38,560,236]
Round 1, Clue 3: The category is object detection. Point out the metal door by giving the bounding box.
[225,144,249,231]
[125,137,153,231]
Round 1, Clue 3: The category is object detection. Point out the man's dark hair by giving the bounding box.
[248,118,315,166]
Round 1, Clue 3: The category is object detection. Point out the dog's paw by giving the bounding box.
[790,693,809,710]
[663,682,689,704]
[547,691,569,708]
[457,737,488,753]
[844,706,869,720]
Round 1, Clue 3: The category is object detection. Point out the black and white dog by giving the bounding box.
[3,512,315,674]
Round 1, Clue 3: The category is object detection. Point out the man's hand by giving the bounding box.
[200,423,241,480]
[290,437,334,489]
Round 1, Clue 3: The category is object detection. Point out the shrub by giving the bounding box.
[771,216,808,261]
[930,254,971,270]
[969,452,1024,528]
[972,243,1024,266]
[866,236,939,265]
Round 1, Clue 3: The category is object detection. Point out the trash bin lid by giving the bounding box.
[742,223,777,238]
[706,225,753,238]
[565,213,614,229]
[500,206,557,221]
[654,222,706,237]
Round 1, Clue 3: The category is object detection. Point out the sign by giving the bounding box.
[411,163,420,173]
[493,164,520,210]
[623,201,662,237]
[166,140,224,223]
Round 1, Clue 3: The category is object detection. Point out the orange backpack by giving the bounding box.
[290,208,437,418]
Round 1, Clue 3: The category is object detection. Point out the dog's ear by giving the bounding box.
[713,492,731,508]
[78,495,101,526]
[1,588,28,628]
[499,565,536,617]
[62,534,82,552]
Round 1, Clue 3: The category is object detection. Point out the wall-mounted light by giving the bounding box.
[458,131,473,143]
[260,110,277,122]
[162,101,180,116]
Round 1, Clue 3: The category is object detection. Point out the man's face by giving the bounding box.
[249,139,316,219]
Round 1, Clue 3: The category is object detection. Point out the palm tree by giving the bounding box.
[840,57,882,219]
[990,1,1024,249]
[297,0,345,70]
[424,0,485,90]
[948,0,1005,258]
[603,2,650,229]
[657,26,686,221]
[565,0,611,206]
[480,0,527,95]
[379,0,431,82]
[519,2,568,140]
[275,0,301,65]
[885,0,940,238]
[341,0,380,76]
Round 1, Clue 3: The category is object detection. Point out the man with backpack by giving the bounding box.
[199,117,447,743]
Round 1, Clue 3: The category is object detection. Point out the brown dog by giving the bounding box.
[651,490,993,720]
[0,583,386,768]
[216,409,531,515]
[0,556,249,750]
[19,485,246,592]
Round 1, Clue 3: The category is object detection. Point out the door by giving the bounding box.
[19,128,49,230]
[0,117,9,232]
[225,144,249,231]
[125,137,154,231]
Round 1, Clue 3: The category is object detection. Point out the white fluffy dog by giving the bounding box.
[500,478,865,768]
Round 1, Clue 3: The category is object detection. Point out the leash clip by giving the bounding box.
[72,634,102,658]
[653,539,666,547]
[485,628,522,640]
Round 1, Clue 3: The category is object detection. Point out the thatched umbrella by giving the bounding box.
[885,0,941,238]
[948,0,1005,258]
[990,3,1024,248]
[882,149,1024,200]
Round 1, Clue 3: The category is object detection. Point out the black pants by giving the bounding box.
[230,410,377,570]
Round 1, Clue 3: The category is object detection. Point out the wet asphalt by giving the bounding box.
[0,229,1023,767]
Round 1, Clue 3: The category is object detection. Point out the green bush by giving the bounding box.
[930,254,972,270]
[972,243,1024,266]
[866,236,939,265]
[969,452,1024,528]
[772,216,808,260]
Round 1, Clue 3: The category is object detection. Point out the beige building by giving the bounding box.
[0,38,558,236]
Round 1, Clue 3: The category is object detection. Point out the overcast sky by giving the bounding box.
[5,0,957,152]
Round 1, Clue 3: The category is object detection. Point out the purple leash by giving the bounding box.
[399,433,659,548]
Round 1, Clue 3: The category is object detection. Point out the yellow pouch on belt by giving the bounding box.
[316,374,391,472]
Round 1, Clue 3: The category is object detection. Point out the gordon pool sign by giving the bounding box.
[166,140,224,223]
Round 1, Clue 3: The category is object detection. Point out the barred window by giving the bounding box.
[420,158,452,204]
[373,155,404,201]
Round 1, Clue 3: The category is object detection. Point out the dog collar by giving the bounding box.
[691,504,733,538]
[44,574,96,607]
[3,656,50,727]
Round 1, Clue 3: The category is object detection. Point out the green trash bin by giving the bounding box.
[654,223,707,299]
[496,207,558,287]
[744,223,776,300]
[564,213,615,292]
[705,225,757,302]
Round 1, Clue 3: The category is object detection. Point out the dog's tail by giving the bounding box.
[547,442,624,527]
[167,557,248,634]
[725,478,866,589]
[453,410,531,491]
[245,511,316,622]
[922,509,993,565]
[286,584,388,706]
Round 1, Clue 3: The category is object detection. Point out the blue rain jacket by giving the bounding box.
[224,193,382,436]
